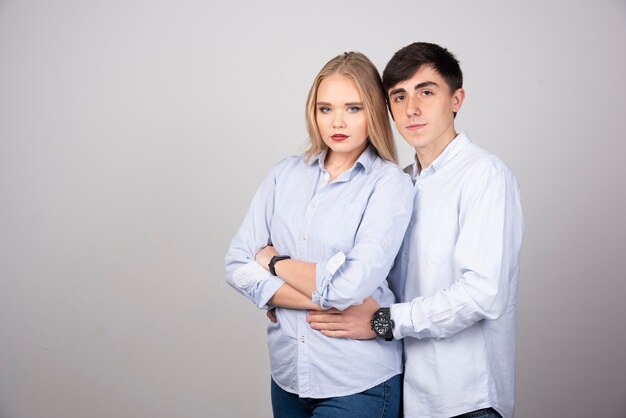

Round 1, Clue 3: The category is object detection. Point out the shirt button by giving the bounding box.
[300,336,305,343]
[301,234,307,240]
[311,202,317,208]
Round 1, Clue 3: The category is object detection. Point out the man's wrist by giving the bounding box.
[370,307,394,341]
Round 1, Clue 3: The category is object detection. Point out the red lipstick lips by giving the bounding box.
[331,134,349,142]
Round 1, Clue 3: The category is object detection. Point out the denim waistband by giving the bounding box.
[451,407,500,418]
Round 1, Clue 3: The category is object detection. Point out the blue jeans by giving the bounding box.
[271,374,402,418]
[452,408,502,418]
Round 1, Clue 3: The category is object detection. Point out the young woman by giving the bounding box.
[225,52,413,418]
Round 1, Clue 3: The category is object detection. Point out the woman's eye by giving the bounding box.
[318,106,331,113]
[347,106,361,113]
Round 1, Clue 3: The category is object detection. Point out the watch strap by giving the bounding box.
[269,255,291,276]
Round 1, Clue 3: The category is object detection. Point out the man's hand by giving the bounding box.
[307,296,380,339]
[256,245,278,271]
[267,308,277,323]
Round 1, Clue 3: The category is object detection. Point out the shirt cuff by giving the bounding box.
[232,261,284,309]
[256,276,285,310]
[312,251,346,307]
[232,261,272,289]
[390,302,414,340]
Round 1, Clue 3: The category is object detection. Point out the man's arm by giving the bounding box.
[310,160,524,341]
[307,296,379,339]
[390,160,524,340]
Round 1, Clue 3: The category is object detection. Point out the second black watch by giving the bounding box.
[371,307,394,341]
[268,255,291,276]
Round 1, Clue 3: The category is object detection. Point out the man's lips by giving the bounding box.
[406,123,426,131]
[331,134,349,142]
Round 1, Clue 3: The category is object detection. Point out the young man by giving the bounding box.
[308,43,525,418]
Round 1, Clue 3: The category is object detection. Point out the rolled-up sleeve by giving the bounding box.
[224,163,286,309]
[312,170,414,310]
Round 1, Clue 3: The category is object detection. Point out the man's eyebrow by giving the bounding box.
[389,81,439,97]
[388,87,406,96]
[414,81,438,90]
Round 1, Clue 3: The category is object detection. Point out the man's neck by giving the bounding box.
[415,131,458,174]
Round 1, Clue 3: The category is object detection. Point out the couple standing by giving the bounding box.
[225,42,524,418]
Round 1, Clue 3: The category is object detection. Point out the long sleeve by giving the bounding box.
[392,159,524,339]
[229,149,405,399]
[312,168,414,310]
[224,163,286,309]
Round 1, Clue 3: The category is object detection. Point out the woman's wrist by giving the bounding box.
[256,245,279,271]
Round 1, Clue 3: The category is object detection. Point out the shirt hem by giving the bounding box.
[270,369,402,399]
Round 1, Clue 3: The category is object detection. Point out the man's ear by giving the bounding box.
[452,88,465,113]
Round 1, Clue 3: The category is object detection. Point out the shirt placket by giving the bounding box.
[295,169,330,396]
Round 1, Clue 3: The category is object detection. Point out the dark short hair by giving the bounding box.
[382,42,463,94]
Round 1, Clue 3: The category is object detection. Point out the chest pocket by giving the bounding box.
[417,207,458,257]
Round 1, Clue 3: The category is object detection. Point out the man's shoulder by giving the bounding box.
[455,142,513,177]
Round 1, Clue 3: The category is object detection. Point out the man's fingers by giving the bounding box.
[309,320,344,331]
[307,312,342,323]
[320,329,349,339]
[308,308,341,316]
[266,309,277,323]
[306,314,336,324]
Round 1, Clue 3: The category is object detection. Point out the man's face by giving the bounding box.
[387,65,464,157]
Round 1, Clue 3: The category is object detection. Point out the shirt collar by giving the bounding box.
[308,144,377,175]
[410,132,471,179]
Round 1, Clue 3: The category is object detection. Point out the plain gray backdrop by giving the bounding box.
[1,0,625,417]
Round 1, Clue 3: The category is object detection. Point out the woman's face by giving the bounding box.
[315,74,369,162]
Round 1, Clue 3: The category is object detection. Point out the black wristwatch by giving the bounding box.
[371,307,394,341]
[268,255,291,276]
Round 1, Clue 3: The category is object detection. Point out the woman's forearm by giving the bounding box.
[273,259,317,298]
[269,283,321,310]
[256,246,317,299]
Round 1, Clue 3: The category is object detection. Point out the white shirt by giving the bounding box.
[388,133,524,418]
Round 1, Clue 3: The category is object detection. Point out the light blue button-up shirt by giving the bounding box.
[225,145,413,398]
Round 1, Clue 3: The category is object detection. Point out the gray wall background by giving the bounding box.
[1,0,625,417]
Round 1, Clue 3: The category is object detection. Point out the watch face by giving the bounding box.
[372,316,391,336]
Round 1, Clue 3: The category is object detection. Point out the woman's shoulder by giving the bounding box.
[370,156,413,185]
[269,153,314,177]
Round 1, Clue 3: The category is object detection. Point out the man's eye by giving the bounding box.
[422,90,433,96]
[393,95,405,102]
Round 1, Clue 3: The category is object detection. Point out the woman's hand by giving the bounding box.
[256,245,279,271]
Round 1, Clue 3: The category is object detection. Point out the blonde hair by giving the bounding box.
[304,52,398,163]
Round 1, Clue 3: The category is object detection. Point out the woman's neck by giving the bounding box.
[324,150,360,181]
